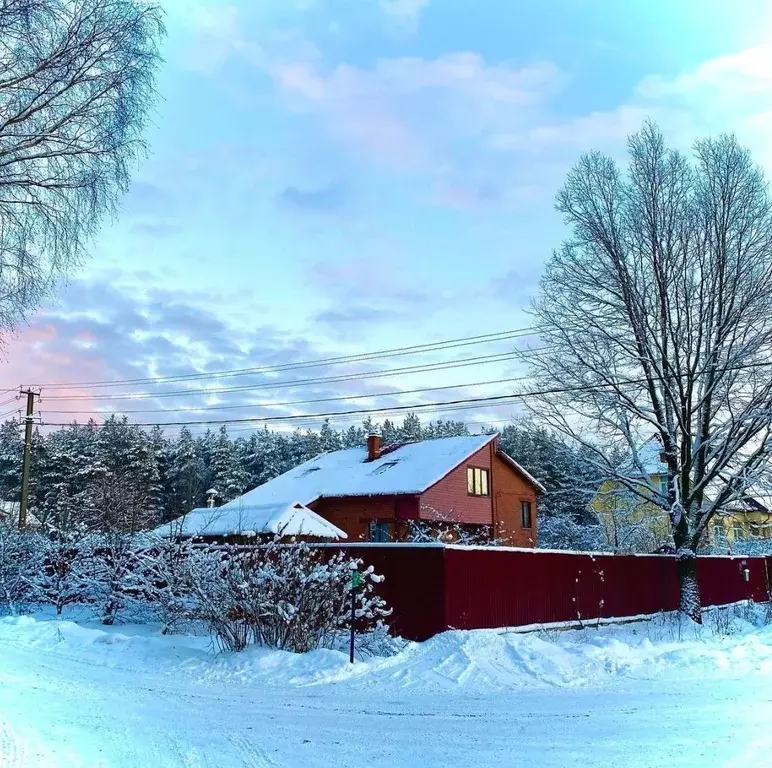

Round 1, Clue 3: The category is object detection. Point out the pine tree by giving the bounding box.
[0,420,23,503]
[167,428,206,518]
[210,425,249,502]
[399,413,422,443]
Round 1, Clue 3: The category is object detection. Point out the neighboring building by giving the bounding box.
[0,500,42,529]
[152,501,346,540]
[591,435,772,552]
[591,437,672,552]
[168,433,544,545]
[711,491,772,547]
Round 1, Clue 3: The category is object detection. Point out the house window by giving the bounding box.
[658,476,668,496]
[521,501,533,529]
[368,520,390,542]
[467,467,489,496]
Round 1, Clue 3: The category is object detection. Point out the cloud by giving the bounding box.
[308,259,435,341]
[379,0,430,33]
[270,53,561,168]
[434,182,501,210]
[0,277,468,429]
[489,37,772,169]
[278,182,346,212]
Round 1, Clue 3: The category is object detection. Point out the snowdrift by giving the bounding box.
[2,607,772,694]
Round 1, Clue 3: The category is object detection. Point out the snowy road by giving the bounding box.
[1,615,772,767]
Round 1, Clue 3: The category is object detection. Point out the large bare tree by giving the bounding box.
[0,0,164,332]
[525,122,772,621]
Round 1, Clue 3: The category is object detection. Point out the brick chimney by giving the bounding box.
[367,432,382,461]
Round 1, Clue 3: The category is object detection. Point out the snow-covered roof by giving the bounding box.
[153,501,347,539]
[618,435,668,478]
[225,433,501,509]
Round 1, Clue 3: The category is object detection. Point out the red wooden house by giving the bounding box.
[179,433,544,545]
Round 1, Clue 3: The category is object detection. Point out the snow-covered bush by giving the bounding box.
[29,528,96,615]
[0,524,41,615]
[87,532,165,625]
[186,541,391,653]
[536,516,609,552]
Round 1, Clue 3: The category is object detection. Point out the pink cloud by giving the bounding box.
[270,53,561,170]
[0,321,109,422]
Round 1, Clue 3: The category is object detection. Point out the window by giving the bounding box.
[521,501,532,529]
[368,520,390,542]
[466,467,489,496]
[371,460,399,475]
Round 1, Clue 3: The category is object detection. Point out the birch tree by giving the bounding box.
[525,122,772,621]
[0,0,164,334]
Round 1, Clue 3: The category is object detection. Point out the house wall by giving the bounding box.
[312,496,400,541]
[419,443,494,525]
[591,479,671,551]
[491,452,539,547]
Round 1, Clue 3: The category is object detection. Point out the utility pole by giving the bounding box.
[18,387,40,530]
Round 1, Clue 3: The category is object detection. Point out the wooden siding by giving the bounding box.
[491,450,539,546]
[419,442,494,525]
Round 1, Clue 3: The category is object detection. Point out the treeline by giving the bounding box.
[0,413,608,543]
[0,414,473,531]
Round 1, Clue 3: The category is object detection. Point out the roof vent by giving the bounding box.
[300,466,321,477]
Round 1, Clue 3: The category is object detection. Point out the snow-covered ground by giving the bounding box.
[1,608,772,767]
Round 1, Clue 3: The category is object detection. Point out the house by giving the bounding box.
[591,435,772,551]
[175,433,544,545]
[711,490,772,547]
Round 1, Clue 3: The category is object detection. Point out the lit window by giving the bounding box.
[467,467,490,496]
[521,501,532,529]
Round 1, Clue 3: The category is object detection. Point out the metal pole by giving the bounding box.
[18,388,37,530]
[349,571,361,664]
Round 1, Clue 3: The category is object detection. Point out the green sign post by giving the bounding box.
[349,571,361,663]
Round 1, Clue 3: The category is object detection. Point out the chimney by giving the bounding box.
[367,432,382,461]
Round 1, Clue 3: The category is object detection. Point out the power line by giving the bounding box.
[36,327,538,390]
[42,349,544,401]
[41,392,523,428]
[41,375,530,415]
[39,355,772,429]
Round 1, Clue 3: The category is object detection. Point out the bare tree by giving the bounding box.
[524,121,772,621]
[0,0,164,331]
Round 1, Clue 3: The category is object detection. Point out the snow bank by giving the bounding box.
[2,607,772,695]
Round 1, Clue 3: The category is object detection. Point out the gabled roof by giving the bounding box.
[618,435,668,478]
[153,501,347,539]
[223,434,500,509]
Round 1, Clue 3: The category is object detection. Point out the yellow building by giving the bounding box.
[591,437,772,553]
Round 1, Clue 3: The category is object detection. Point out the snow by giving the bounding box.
[151,501,347,539]
[226,433,497,507]
[1,607,772,766]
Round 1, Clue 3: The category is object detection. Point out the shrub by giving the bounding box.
[186,540,391,653]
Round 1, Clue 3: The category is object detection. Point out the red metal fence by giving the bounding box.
[323,544,772,640]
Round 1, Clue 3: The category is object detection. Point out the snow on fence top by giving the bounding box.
[153,501,347,539]
[219,434,499,510]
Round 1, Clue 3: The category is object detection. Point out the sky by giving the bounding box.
[2,0,772,434]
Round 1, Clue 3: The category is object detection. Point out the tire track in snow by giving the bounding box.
[0,718,27,768]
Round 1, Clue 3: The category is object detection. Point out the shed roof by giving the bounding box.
[153,501,347,539]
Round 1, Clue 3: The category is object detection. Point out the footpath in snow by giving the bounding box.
[1,606,772,766]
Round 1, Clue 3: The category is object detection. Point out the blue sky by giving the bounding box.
[3,0,772,432]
